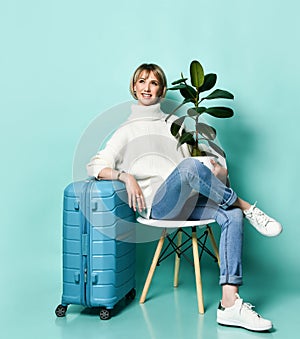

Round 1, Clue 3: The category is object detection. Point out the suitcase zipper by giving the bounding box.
[80,180,92,306]
[83,179,94,307]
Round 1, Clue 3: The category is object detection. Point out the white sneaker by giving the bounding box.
[217,294,273,332]
[244,203,282,237]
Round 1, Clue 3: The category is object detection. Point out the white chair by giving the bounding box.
[137,216,220,314]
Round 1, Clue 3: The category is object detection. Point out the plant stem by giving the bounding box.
[193,89,201,154]
[195,114,199,152]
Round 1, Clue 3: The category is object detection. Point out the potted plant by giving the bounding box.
[166,60,234,167]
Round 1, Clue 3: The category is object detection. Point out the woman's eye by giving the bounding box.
[138,79,145,83]
[151,81,158,86]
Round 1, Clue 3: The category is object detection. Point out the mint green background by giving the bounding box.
[1,1,299,338]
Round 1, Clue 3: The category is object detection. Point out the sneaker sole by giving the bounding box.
[252,225,283,237]
[217,319,272,332]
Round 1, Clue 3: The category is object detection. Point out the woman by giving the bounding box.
[87,63,282,332]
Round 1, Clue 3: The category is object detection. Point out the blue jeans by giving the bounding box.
[151,158,243,286]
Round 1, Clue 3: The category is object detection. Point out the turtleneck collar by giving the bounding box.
[128,103,164,121]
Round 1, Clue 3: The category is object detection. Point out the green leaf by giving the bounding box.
[171,78,188,85]
[177,132,195,148]
[198,73,217,93]
[183,98,194,104]
[181,128,195,145]
[203,89,234,100]
[180,85,197,100]
[190,60,204,88]
[207,140,226,158]
[195,106,206,114]
[196,123,216,140]
[170,116,186,136]
[205,106,234,118]
[187,106,207,117]
[187,108,198,117]
[167,84,186,91]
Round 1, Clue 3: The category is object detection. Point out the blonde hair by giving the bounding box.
[130,63,167,100]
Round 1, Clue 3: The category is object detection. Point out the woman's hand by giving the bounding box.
[120,173,146,213]
[210,159,228,183]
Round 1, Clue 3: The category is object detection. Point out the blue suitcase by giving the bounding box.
[55,179,136,320]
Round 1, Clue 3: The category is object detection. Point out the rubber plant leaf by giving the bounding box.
[205,106,234,118]
[198,73,217,93]
[171,78,188,85]
[196,122,217,140]
[207,140,226,158]
[177,132,195,148]
[195,107,207,114]
[190,60,205,88]
[180,85,197,100]
[203,89,234,100]
[170,116,186,136]
[187,108,198,117]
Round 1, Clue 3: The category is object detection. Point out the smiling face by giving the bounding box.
[134,70,162,106]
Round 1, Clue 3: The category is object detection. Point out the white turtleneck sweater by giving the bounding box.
[86,103,191,218]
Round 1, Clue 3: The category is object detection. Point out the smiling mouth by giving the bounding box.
[142,93,152,98]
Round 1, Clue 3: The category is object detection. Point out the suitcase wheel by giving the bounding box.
[99,308,111,320]
[125,288,136,301]
[55,304,68,317]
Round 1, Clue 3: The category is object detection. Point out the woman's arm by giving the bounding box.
[86,126,127,178]
[98,167,146,213]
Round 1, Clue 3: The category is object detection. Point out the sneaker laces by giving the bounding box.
[241,302,261,318]
[247,202,271,227]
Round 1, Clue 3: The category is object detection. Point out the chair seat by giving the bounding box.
[136,216,215,228]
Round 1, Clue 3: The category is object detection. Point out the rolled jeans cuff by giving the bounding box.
[219,188,237,209]
[219,275,243,286]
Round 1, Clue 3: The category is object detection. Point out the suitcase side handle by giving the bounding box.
[74,271,80,283]
[91,201,97,211]
[91,273,98,284]
[74,200,80,210]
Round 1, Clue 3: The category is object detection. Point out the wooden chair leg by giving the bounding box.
[207,225,220,267]
[139,229,167,304]
[173,229,182,287]
[192,227,204,314]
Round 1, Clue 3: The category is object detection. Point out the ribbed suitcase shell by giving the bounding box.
[59,179,136,314]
